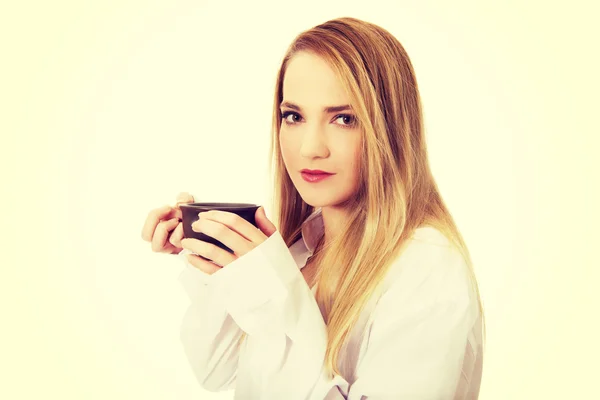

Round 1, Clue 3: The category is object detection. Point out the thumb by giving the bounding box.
[255,206,277,237]
[175,192,195,204]
[173,192,195,220]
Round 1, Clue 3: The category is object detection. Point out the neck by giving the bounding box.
[320,205,349,247]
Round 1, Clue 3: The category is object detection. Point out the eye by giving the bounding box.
[334,114,357,128]
[281,111,302,125]
[280,111,357,128]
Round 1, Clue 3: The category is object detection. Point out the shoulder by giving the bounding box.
[379,226,476,310]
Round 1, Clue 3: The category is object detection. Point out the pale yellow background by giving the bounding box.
[1,1,598,399]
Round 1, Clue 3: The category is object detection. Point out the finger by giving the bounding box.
[185,253,222,275]
[151,217,180,252]
[175,192,195,204]
[172,208,183,221]
[142,205,176,242]
[181,238,237,268]
[192,217,254,257]
[169,222,185,249]
[200,210,267,248]
[175,192,195,211]
[173,193,195,220]
[255,206,277,237]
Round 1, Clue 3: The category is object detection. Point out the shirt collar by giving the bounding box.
[301,207,324,255]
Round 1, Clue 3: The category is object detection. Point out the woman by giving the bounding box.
[142,16,484,399]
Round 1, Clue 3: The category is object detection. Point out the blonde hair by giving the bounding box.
[241,16,485,380]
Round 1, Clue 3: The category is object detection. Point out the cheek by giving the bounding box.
[346,141,362,182]
[279,133,295,168]
[341,140,362,171]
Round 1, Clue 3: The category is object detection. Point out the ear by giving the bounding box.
[254,206,277,237]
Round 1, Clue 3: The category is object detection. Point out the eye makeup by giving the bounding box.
[280,111,357,129]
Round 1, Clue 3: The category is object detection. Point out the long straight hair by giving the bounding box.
[247,16,484,380]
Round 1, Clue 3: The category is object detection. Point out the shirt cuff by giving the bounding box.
[177,231,302,338]
[206,231,300,337]
[177,248,214,301]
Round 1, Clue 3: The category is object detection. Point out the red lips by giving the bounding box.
[300,169,333,175]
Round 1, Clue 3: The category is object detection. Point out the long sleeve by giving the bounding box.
[178,230,328,399]
[177,250,244,392]
[175,192,244,391]
[310,242,481,399]
[178,226,480,399]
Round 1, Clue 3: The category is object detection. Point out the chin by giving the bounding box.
[299,197,325,208]
[298,193,331,208]
[298,192,343,209]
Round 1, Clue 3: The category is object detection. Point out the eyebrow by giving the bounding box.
[279,101,353,114]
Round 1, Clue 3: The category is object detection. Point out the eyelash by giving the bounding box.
[280,111,357,129]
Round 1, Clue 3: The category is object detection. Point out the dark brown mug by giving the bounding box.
[179,202,260,259]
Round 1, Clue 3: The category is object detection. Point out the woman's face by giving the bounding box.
[279,51,362,209]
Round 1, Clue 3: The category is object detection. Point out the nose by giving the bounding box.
[300,125,330,159]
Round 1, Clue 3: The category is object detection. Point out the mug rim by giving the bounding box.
[179,202,259,210]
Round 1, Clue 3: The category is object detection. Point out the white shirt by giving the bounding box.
[177,207,483,399]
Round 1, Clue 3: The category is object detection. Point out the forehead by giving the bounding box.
[282,52,350,108]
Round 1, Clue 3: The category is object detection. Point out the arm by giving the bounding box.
[312,244,481,399]
[180,226,479,399]
[179,230,329,398]
[174,192,243,391]
[176,228,315,395]
[177,249,243,392]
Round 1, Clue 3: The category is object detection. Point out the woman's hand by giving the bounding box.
[141,192,195,254]
[181,207,277,275]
